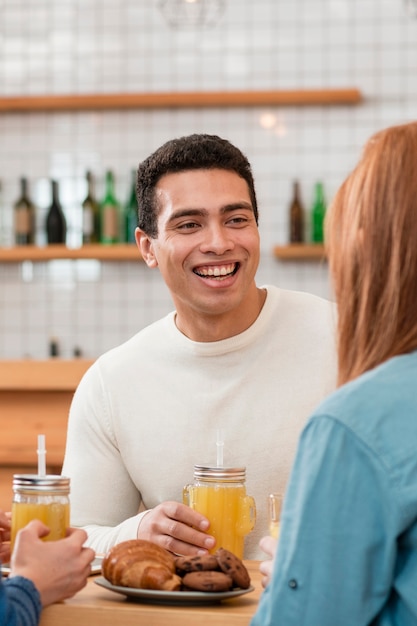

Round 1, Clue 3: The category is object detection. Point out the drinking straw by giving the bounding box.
[37,434,46,477]
[216,428,224,467]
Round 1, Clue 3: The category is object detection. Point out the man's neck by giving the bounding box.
[174,287,267,342]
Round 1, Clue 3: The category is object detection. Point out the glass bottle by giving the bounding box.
[13,177,36,245]
[288,180,304,243]
[82,171,100,244]
[11,474,70,549]
[311,181,326,243]
[124,170,138,244]
[100,170,120,244]
[46,180,67,244]
[183,465,256,559]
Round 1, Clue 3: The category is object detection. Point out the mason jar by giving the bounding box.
[183,465,256,559]
[11,474,70,550]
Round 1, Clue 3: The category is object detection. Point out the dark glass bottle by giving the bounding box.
[13,177,36,245]
[124,170,138,244]
[100,170,120,244]
[288,180,304,243]
[82,171,100,244]
[311,182,326,243]
[46,180,67,244]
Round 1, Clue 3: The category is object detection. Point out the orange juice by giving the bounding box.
[183,466,256,559]
[268,493,283,541]
[11,501,70,548]
[269,521,280,540]
[11,474,70,551]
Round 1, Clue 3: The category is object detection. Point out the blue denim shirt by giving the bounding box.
[251,351,417,626]
[0,574,41,626]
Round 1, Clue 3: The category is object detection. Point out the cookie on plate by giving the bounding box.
[182,570,233,592]
[175,554,219,574]
[215,547,251,589]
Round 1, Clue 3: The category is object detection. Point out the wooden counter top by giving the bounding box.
[39,560,263,626]
[0,359,94,468]
[0,359,94,391]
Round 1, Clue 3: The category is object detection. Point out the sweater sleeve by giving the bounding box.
[0,576,42,626]
[251,415,400,626]
[62,362,144,553]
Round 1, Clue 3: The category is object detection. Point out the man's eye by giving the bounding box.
[228,216,248,225]
[177,222,199,230]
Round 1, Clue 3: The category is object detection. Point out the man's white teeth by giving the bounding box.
[196,263,236,277]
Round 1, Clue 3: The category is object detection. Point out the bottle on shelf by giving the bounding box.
[46,179,67,244]
[100,170,120,244]
[13,177,36,245]
[288,180,304,243]
[49,336,60,358]
[311,181,326,243]
[124,170,138,244]
[82,171,100,244]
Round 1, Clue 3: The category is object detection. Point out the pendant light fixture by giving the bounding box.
[404,0,417,16]
[157,0,225,29]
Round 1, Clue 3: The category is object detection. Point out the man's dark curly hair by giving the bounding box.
[136,133,259,237]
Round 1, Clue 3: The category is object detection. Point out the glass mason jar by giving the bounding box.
[183,465,256,559]
[11,474,70,550]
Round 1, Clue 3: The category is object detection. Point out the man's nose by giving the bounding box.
[199,225,235,254]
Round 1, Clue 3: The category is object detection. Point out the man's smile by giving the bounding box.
[193,262,239,280]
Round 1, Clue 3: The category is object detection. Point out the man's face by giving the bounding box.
[137,168,261,337]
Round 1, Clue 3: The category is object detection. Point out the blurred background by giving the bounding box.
[0,0,416,359]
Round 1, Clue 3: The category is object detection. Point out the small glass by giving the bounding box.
[268,493,283,540]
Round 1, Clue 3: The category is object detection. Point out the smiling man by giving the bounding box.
[62,134,337,558]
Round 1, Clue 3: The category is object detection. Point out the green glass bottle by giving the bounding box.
[124,170,138,244]
[311,182,326,243]
[82,171,100,244]
[46,179,67,244]
[100,170,120,244]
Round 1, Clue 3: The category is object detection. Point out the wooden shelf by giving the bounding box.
[273,244,327,261]
[0,244,143,262]
[0,88,363,113]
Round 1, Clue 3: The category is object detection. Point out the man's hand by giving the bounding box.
[258,535,278,588]
[137,501,216,556]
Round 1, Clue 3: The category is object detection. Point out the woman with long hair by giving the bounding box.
[251,121,417,625]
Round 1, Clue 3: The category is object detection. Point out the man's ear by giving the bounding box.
[135,228,158,268]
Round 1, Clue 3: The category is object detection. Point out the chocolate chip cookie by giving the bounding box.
[182,570,233,592]
[215,547,251,589]
[175,554,220,574]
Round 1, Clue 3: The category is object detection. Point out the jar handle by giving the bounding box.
[236,495,256,536]
[182,484,192,506]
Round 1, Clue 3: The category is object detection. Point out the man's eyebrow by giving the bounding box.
[221,202,253,214]
[167,202,254,224]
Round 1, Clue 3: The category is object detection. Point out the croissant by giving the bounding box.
[102,539,182,591]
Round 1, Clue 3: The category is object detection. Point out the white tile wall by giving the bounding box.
[0,0,416,358]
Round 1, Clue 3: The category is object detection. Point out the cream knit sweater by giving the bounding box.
[63,285,337,558]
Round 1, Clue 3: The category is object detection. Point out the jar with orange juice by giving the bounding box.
[183,465,256,559]
[11,474,70,550]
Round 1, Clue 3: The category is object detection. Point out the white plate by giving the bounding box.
[1,555,103,577]
[95,576,254,605]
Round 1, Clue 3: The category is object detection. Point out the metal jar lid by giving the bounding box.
[13,474,70,493]
[193,465,246,482]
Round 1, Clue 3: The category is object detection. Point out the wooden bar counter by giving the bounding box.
[0,359,94,508]
[39,561,263,626]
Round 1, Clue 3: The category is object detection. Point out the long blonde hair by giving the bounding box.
[326,121,417,386]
